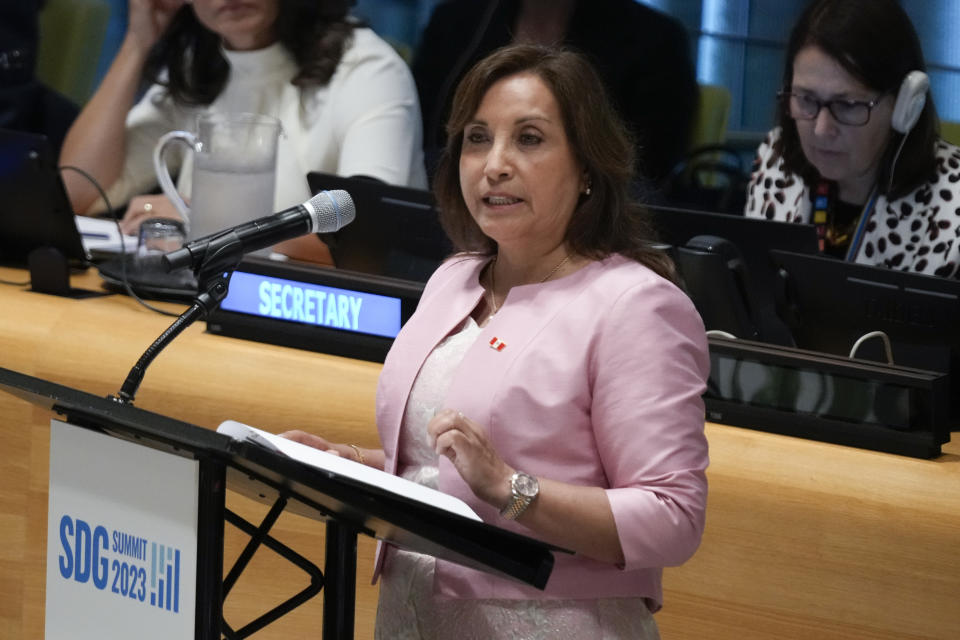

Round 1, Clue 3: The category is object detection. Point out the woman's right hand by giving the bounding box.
[127,0,189,52]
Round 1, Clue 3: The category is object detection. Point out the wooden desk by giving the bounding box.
[2,266,958,639]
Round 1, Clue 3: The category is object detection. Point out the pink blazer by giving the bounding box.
[374,253,710,610]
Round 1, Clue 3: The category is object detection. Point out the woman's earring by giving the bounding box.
[584,184,592,196]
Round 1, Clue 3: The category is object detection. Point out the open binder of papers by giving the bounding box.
[217,420,480,521]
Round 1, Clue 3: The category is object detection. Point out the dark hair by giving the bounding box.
[433,44,675,282]
[775,0,938,200]
[142,0,355,105]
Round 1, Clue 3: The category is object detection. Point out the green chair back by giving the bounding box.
[941,120,960,147]
[690,83,732,150]
[36,0,111,105]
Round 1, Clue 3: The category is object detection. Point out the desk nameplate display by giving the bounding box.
[705,336,950,458]
[207,257,424,362]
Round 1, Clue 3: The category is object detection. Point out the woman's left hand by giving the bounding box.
[427,408,512,507]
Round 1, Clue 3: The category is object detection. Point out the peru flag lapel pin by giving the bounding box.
[489,336,507,352]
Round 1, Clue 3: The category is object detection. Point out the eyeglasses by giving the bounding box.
[778,91,885,126]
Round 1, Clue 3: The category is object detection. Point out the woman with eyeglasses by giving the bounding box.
[744,0,960,278]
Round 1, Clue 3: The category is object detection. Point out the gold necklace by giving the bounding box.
[487,253,571,317]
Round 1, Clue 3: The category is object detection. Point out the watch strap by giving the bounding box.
[499,472,538,520]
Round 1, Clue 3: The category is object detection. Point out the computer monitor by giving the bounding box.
[0,128,88,267]
[649,205,819,344]
[673,235,762,340]
[307,172,451,282]
[770,249,960,427]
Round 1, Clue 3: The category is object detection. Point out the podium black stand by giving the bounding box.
[0,366,560,639]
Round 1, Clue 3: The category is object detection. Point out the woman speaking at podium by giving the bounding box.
[285,45,710,639]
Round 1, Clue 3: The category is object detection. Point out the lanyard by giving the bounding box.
[844,186,879,262]
[811,180,879,261]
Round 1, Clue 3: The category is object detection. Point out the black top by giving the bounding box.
[412,0,699,185]
[823,198,861,259]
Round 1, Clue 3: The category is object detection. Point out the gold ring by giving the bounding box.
[143,203,153,212]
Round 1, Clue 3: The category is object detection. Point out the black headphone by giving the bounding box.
[891,70,929,134]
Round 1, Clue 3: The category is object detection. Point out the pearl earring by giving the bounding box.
[584,185,592,196]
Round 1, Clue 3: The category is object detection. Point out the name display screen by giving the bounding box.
[707,351,916,430]
[703,336,950,458]
[221,271,403,339]
[206,257,424,362]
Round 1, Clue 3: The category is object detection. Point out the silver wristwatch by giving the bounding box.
[499,471,539,520]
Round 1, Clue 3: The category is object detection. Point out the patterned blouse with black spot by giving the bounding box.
[744,127,960,279]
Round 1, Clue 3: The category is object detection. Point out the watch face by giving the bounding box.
[514,473,538,498]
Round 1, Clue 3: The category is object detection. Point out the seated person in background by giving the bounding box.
[60,0,426,263]
[0,0,79,154]
[744,0,960,279]
[412,0,698,188]
[284,44,709,639]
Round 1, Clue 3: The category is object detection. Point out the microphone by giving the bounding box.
[162,190,356,272]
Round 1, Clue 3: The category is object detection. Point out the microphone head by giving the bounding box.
[305,190,356,233]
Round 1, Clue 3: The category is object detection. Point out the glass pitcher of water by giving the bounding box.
[153,112,281,249]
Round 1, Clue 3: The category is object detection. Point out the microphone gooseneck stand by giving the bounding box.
[112,234,245,405]
[108,233,344,638]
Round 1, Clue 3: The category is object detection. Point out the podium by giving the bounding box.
[0,365,559,639]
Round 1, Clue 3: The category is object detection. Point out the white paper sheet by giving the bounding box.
[75,215,137,254]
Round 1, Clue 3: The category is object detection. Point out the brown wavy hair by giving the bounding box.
[432,44,676,283]
[774,0,938,200]
[142,0,355,106]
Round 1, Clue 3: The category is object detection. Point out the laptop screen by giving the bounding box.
[0,128,88,267]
